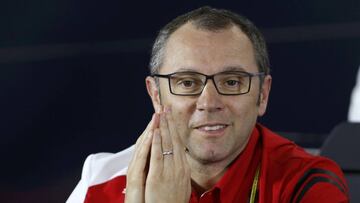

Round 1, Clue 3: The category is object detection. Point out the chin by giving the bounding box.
[190,146,230,164]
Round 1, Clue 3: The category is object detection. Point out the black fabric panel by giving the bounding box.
[295,176,345,203]
[290,168,346,203]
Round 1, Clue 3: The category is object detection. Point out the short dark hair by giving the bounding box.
[149,6,270,75]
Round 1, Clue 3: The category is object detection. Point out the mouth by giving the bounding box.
[194,123,229,136]
[196,124,227,131]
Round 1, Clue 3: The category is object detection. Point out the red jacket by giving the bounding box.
[67,124,349,203]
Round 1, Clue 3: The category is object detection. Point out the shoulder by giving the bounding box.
[287,160,349,203]
[257,124,349,202]
[66,146,134,203]
[258,124,339,166]
[81,145,134,185]
[258,124,317,166]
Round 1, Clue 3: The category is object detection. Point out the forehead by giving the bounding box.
[160,22,257,74]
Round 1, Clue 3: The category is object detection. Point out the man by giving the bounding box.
[67,6,349,203]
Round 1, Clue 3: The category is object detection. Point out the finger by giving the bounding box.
[159,110,174,167]
[134,113,159,151]
[159,109,173,151]
[152,113,160,129]
[132,129,153,164]
[164,106,186,163]
[126,127,154,189]
[126,113,159,200]
[129,113,157,171]
[148,128,163,174]
[125,132,152,203]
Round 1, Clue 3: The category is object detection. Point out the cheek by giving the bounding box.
[170,98,196,139]
[173,100,195,123]
[228,96,259,122]
[162,95,196,125]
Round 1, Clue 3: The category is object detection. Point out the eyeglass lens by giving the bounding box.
[169,72,250,95]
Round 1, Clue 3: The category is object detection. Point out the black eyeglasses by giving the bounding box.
[151,71,265,96]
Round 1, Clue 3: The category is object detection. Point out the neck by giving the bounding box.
[187,131,253,195]
[189,160,227,194]
[187,149,242,195]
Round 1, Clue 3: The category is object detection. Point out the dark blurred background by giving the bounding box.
[0,1,359,202]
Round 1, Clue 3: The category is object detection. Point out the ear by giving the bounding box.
[258,75,272,116]
[146,76,162,113]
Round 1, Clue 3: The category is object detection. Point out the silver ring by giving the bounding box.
[162,150,173,156]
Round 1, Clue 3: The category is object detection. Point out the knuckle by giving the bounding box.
[154,153,163,161]
[147,174,161,184]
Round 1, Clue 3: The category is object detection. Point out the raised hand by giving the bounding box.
[125,106,191,203]
[145,106,191,203]
[125,113,160,203]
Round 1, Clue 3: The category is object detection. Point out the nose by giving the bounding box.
[196,79,225,112]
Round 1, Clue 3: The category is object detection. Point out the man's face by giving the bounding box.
[147,23,271,164]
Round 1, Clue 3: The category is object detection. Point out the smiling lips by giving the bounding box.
[195,123,229,136]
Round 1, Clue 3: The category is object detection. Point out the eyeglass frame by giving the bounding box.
[151,70,266,96]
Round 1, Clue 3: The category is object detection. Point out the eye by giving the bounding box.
[179,80,195,88]
[225,80,240,87]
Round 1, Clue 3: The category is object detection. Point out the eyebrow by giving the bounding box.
[176,67,198,72]
[176,65,247,73]
[222,66,247,72]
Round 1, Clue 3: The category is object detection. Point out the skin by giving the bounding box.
[126,22,272,203]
